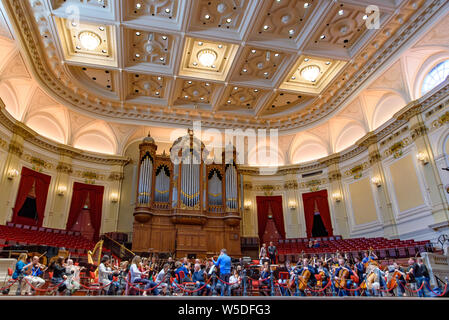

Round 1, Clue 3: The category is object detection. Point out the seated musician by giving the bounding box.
[192,263,211,296]
[296,258,315,296]
[155,263,170,295]
[390,262,407,297]
[174,261,191,283]
[333,258,354,296]
[98,255,120,295]
[354,257,365,283]
[129,255,160,296]
[315,259,330,290]
[11,253,28,295]
[362,250,378,264]
[259,265,271,296]
[65,259,85,294]
[229,269,241,295]
[278,262,291,296]
[22,255,46,296]
[49,257,68,296]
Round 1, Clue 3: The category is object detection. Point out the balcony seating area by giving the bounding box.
[278,236,432,262]
[0,223,96,252]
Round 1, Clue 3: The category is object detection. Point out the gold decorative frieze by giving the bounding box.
[410,123,428,140]
[344,162,368,179]
[301,179,326,192]
[369,151,382,165]
[384,138,412,159]
[108,172,124,181]
[56,162,73,174]
[283,180,298,190]
[243,182,253,190]
[328,170,341,182]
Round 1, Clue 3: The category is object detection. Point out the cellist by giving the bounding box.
[315,259,331,293]
[295,258,315,296]
[333,258,354,296]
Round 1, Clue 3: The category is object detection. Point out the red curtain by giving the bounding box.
[12,167,51,227]
[301,190,333,238]
[256,196,286,240]
[66,182,104,240]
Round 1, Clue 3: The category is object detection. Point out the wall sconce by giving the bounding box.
[110,192,119,203]
[332,192,342,203]
[7,169,19,180]
[417,152,429,165]
[288,200,297,210]
[57,185,67,196]
[371,176,381,188]
[244,200,252,210]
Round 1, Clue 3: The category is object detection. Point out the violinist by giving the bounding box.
[174,261,191,283]
[98,255,120,295]
[65,259,85,294]
[155,263,170,295]
[22,255,46,296]
[130,255,160,296]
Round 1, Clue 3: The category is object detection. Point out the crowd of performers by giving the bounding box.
[3,247,445,297]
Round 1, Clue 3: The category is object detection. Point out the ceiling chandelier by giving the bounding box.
[197,49,217,67]
[78,31,101,50]
[300,65,321,82]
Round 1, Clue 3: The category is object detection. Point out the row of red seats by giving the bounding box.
[0,224,95,251]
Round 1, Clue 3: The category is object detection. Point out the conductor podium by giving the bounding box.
[132,130,242,258]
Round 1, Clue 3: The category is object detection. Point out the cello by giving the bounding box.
[298,267,311,291]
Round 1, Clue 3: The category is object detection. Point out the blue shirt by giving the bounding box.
[362,256,374,264]
[175,266,189,280]
[213,253,231,275]
[192,270,205,283]
[12,261,26,279]
[31,265,43,277]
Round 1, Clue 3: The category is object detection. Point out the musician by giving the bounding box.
[155,263,170,295]
[389,262,407,297]
[212,248,232,296]
[192,263,211,296]
[296,258,315,296]
[354,257,365,283]
[11,253,28,295]
[98,255,119,295]
[259,243,267,259]
[259,265,271,296]
[65,259,85,294]
[411,258,430,297]
[333,258,353,296]
[362,250,378,264]
[259,251,270,266]
[22,256,46,296]
[406,258,417,291]
[129,255,160,296]
[49,256,68,295]
[229,269,241,295]
[315,259,331,291]
[267,241,277,265]
[174,261,191,283]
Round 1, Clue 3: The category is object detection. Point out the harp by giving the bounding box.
[88,240,103,277]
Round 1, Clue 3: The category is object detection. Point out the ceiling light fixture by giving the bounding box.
[242,68,247,72]
[363,15,368,20]
[304,58,309,62]
[159,57,164,61]
[205,14,210,19]
[320,34,326,40]
[254,89,258,92]
[157,76,162,80]
[197,49,217,67]
[289,29,295,35]
[136,31,141,36]
[79,31,101,50]
[304,3,310,8]
[325,61,331,65]
[226,18,232,23]
[193,62,198,66]
[198,41,203,46]
[274,53,279,57]
[301,65,321,82]
[99,26,105,31]
[338,9,344,15]
[218,44,223,49]
[136,3,142,9]
[162,36,167,40]
[234,86,238,90]
[165,8,171,13]
[251,49,256,54]
[188,81,192,84]
[211,64,216,68]
[263,25,269,30]
[291,76,296,80]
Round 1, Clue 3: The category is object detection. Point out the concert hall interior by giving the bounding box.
[0,0,448,298]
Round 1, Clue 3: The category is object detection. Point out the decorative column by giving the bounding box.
[326,159,350,238]
[0,133,24,224]
[407,110,449,226]
[366,140,399,238]
[48,153,73,229]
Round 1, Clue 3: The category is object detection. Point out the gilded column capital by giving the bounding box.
[56,162,73,174]
[8,141,23,157]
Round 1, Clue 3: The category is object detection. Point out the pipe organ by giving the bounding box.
[132,130,242,258]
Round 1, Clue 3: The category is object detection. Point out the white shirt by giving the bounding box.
[98,263,112,284]
[130,264,142,283]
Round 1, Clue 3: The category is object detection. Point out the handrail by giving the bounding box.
[101,234,135,259]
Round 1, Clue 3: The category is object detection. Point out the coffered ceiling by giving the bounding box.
[2,0,445,132]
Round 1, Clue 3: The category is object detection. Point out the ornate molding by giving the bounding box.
[8,141,23,157]
[108,171,124,181]
[328,170,341,182]
[56,162,73,174]
[283,180,298,190]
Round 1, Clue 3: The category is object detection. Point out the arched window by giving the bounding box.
[421,60,449,96]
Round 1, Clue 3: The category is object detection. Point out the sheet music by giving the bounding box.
[208,265,215,275]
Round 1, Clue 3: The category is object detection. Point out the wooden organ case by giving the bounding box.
[132,130,242,258]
